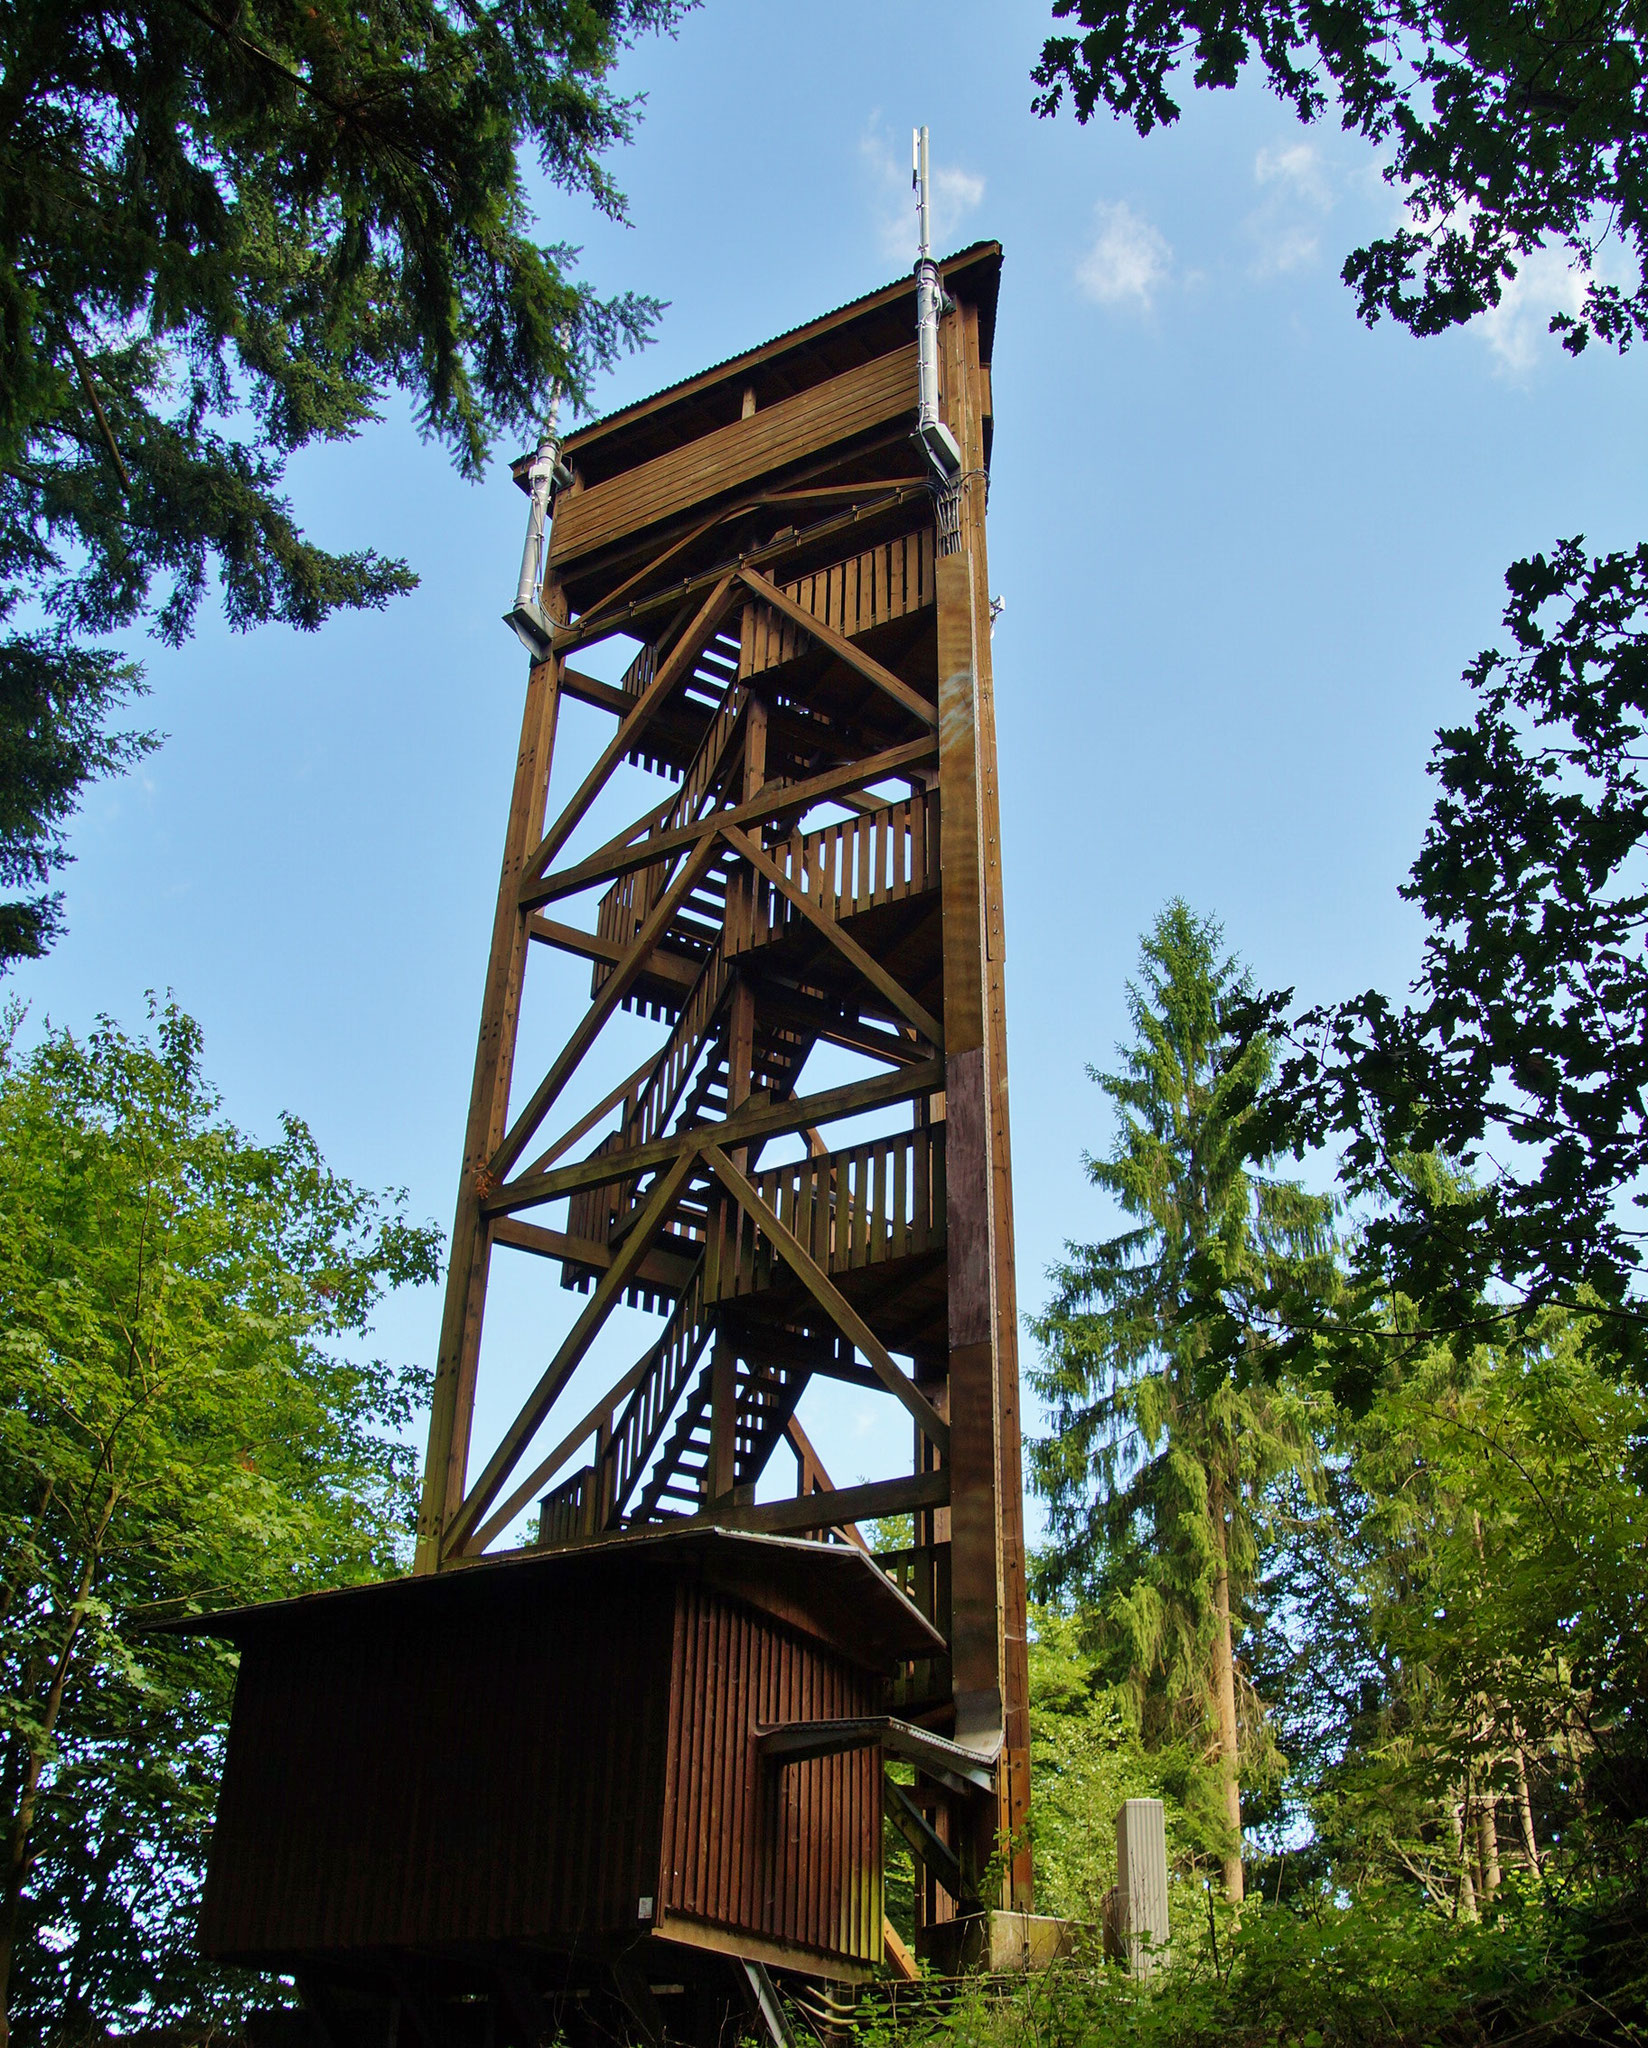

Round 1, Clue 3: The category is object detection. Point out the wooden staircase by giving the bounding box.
[627,1346,810,1524]
[591,629,748,1021]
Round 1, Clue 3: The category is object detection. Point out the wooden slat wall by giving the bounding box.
[549,347,918,569]
[704,1124,946,1305]
[747,529,936,673]
[660,1582,880,1967]
[199,1578,673,1960]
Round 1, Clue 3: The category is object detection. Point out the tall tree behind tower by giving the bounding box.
[1030,902,1335,1901]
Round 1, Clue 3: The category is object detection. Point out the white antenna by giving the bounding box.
[913,126,931,266]
[912,125,962,481]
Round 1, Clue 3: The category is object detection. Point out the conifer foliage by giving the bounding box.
[1029,902,1336,1901]
[0,0,680,966]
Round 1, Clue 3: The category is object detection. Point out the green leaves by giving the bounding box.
[1267,540,1648,1369]
[1256,1308,1648,1918]
[1033,0,1648,357]
[0,998,441,2039]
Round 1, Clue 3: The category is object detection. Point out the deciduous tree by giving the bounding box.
[1266,541,1648,1368]
[1033,0,1647,355]
[0,1000,441,2048]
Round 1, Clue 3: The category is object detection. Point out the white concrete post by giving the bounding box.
[1115,1797,1169,1977]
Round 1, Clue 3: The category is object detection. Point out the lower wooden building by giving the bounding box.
[182,1530,944,2039]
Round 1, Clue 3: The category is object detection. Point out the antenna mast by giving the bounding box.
[913,126,962,481]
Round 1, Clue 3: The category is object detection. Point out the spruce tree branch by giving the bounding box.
[168,0,353,119]
[64,333,130,494]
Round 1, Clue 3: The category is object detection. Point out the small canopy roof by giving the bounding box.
[514,241,1002,492]
[164,1524,946,1675]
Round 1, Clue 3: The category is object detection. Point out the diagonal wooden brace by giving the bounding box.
[721,824,942,1047]
[523,572,738,880]
[443,1148,701,1556]
[488,830,723,1186]
[738,566,938,729]
[520,736,938,912]
[702,1144,949,1456]
[486,1057,944,1216]
[885,1775,966,1904]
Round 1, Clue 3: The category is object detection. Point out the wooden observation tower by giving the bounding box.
[190,165,1044,2041]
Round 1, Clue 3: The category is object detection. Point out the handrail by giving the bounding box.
[707,1122,945,1303]
[601,1256,712,1521]
[728,789,938,955]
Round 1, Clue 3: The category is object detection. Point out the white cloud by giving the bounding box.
[1474,242,1589,376]
[1246,140,1333,276]
[1251,221,1322,276]
[860,118,985,265]
[1076,200,1172,312]
[1255,140,1331,208]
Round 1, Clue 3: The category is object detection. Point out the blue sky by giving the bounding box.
[15,0,1645,1530]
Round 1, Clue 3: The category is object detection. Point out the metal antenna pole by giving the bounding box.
[913,126,961,481]
[507,375,573,653]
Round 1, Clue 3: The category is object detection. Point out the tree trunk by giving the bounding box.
[1210,1507,1244,1904]
[1451,1794,1479,1922]
[1476,1789,1501,1896]
[0,1499,113,2048]
[1513,1737,1543,1876]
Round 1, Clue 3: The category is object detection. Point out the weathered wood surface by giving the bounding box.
[549,347,918,568]
[418,247,1033,1933]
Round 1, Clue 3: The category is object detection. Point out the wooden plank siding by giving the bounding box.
[199,1573,674,1960]
[659,1581,881,1973]
[549,347,918,570]
[196,1541,918,1977]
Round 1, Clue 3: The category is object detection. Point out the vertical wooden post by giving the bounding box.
[727,679,765,1176]
[416,589,565,1574]
[707,1338,738,1505]
[936,296,1034,1907]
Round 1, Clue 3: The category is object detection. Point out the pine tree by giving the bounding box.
[0,0,679,964]
[1030,902,1337,1901]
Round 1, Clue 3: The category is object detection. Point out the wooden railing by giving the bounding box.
[704,1122,945,1305]
[602,1259,713,1521]
[539,1463,597,1546]
[746,529,936,674]
[725,789,939,957]
[564,931,732,1278]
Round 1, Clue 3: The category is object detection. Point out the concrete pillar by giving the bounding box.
[1112,1798,1169,1977]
